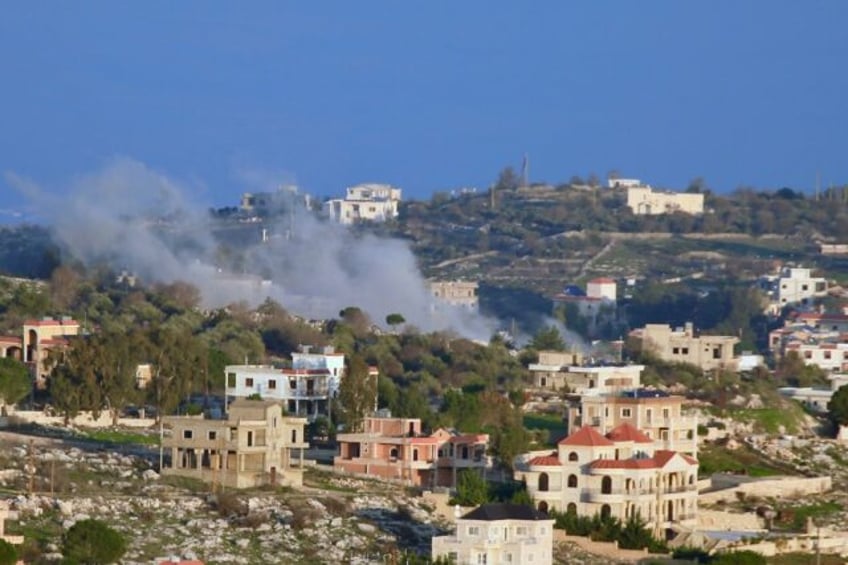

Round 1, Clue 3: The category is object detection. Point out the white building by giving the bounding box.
[783,342,848,373]
[324,183,402,224]
[429,280,479,312]
[776,267,828,309]
[431,503,554,565]
[586,277,617,302]
[225,346,345,420]
[779,374,848,413]
[515,424,698,537]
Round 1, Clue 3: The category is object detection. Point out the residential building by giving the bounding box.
[323,183,402,224]
[515,424,698,538]
[820,243,848,256]
[607,178,642,189]
[0,317,81,387]
[776,267,828,309]
[779,374,848,413]
[431,503,554,565]
[528,350,584,390]
[531,364,644,395]
[565,389,698,456]
[162,398,308,489]
[626,186,704,215]
[784,341,848,373]
[551,278,619,337]
[429,280,479,312]
[630,323,738,372]
[225,346,376,421]
[239,185,308,218]
[334,416,490,488]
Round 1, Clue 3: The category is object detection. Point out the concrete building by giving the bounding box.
[431,503,554,565]
[775,267,828,309]
[429,280,479,312]
[565,389,698,456]
[0,317,82,387]
[515,424,698,537]
[779,374,848,414]
[551,278,619,337]
[533,364,644,395]
[784,342,848,373]
[224,346,375,421]
[630,323,738,372]
[527,350,584,390]
[626,186,704,216]
[323,183,402,224]
[608,178,643,189]
[334,416,490,488]
[162,399,308,489]
[0,500,23,546]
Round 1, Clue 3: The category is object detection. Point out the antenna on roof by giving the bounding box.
[521,153,529,188]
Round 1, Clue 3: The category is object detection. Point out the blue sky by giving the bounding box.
[1,1,847,213]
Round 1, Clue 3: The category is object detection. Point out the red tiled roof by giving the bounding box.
[589,277,616,284]
[588,450,697,470]
[558,426,615,447]
[449,434,488,444]
[606,422,653,444]
[23,318,79,327]
[527,453,560,466]
[0,336,22,344]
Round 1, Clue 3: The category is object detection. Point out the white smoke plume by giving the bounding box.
[6,158,498,339]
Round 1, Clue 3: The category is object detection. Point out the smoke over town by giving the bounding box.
[7,158,498,339]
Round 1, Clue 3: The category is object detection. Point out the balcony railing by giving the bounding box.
[581,485,697,501]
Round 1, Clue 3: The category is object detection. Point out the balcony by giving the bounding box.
[581,484,697,503]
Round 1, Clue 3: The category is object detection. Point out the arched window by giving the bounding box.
[566,503,577,515]
[390,447,398,460]
[538,472,549,492]
[567,474,578,488]
[601,504,611,520]
[537,501,549,514]
[568,451,578,462]
[601,475,612,494]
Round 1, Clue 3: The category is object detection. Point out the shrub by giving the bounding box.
[63,519,127,564]
[0,540,17,565]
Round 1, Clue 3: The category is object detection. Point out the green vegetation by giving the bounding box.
[773,500,843,532]
[63,519,127,564]
[0,357,31,406]
[698,443,791,478]
[76,429,159,446]
[0,539,17,565]
[550,510,667,553]
[828,384,848,426]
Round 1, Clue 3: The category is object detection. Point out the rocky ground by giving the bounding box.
[0,431,617,564]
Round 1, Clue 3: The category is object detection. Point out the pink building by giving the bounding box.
[334,416,490,487]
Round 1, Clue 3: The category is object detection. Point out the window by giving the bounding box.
[516,526,527,536]
[268,379,277,390]
[227,372,236,388]
[805,351,812,359]
[567,474,578,488]
[208,431,217,441]
[568,451,578,462]
[802,284,809,291]
[468,526,480,536]
[290,379,297,389]
[672,347,679,354]
[291,429,298,443]
[621,408,632,418]
[682,347,689,355]
[183,430,193,439]
[476,554,487,564]
[825,351,832,360]
[245,378,254,388]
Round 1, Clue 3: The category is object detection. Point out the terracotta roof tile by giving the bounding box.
[558,426,615,447]
[606,422,654,444]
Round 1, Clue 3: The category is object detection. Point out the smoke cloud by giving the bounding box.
[6,158,498,339]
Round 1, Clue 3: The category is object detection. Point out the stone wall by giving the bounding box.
[697,509,764,531]
[4,409,156,429]
[700,475,832,504]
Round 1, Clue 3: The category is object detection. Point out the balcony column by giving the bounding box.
[171,447,178,469]
[194,449,202,470]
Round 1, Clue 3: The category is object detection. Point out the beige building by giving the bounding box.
[631,323,738,372]
[626,186,704,215]
[0,500,23,546]
[530,359,642,395]
[6,317,81,387]
[515,424,698,537]
[162,399,308,489]
[566,389,698,456]
[528,350,584,390]
[432,503,554,565]
[429,280,479,311]
[334,416,490,488]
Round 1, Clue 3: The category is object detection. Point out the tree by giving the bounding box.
[63,519,126,564]
[453,469,490,506]
[385,313,405,332]
[530,326,566,351]
[829,384,848,427]
[336,354,376,432]
[0,539,17,565]
[494,167,520,192]
[0,357,31,407]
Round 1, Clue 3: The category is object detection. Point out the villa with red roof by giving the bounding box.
[334,416,490,488]
[0,316,80,388]
[515,422,698,537]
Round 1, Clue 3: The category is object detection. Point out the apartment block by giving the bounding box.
[630,323,738,372]
[163,399,308,489]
